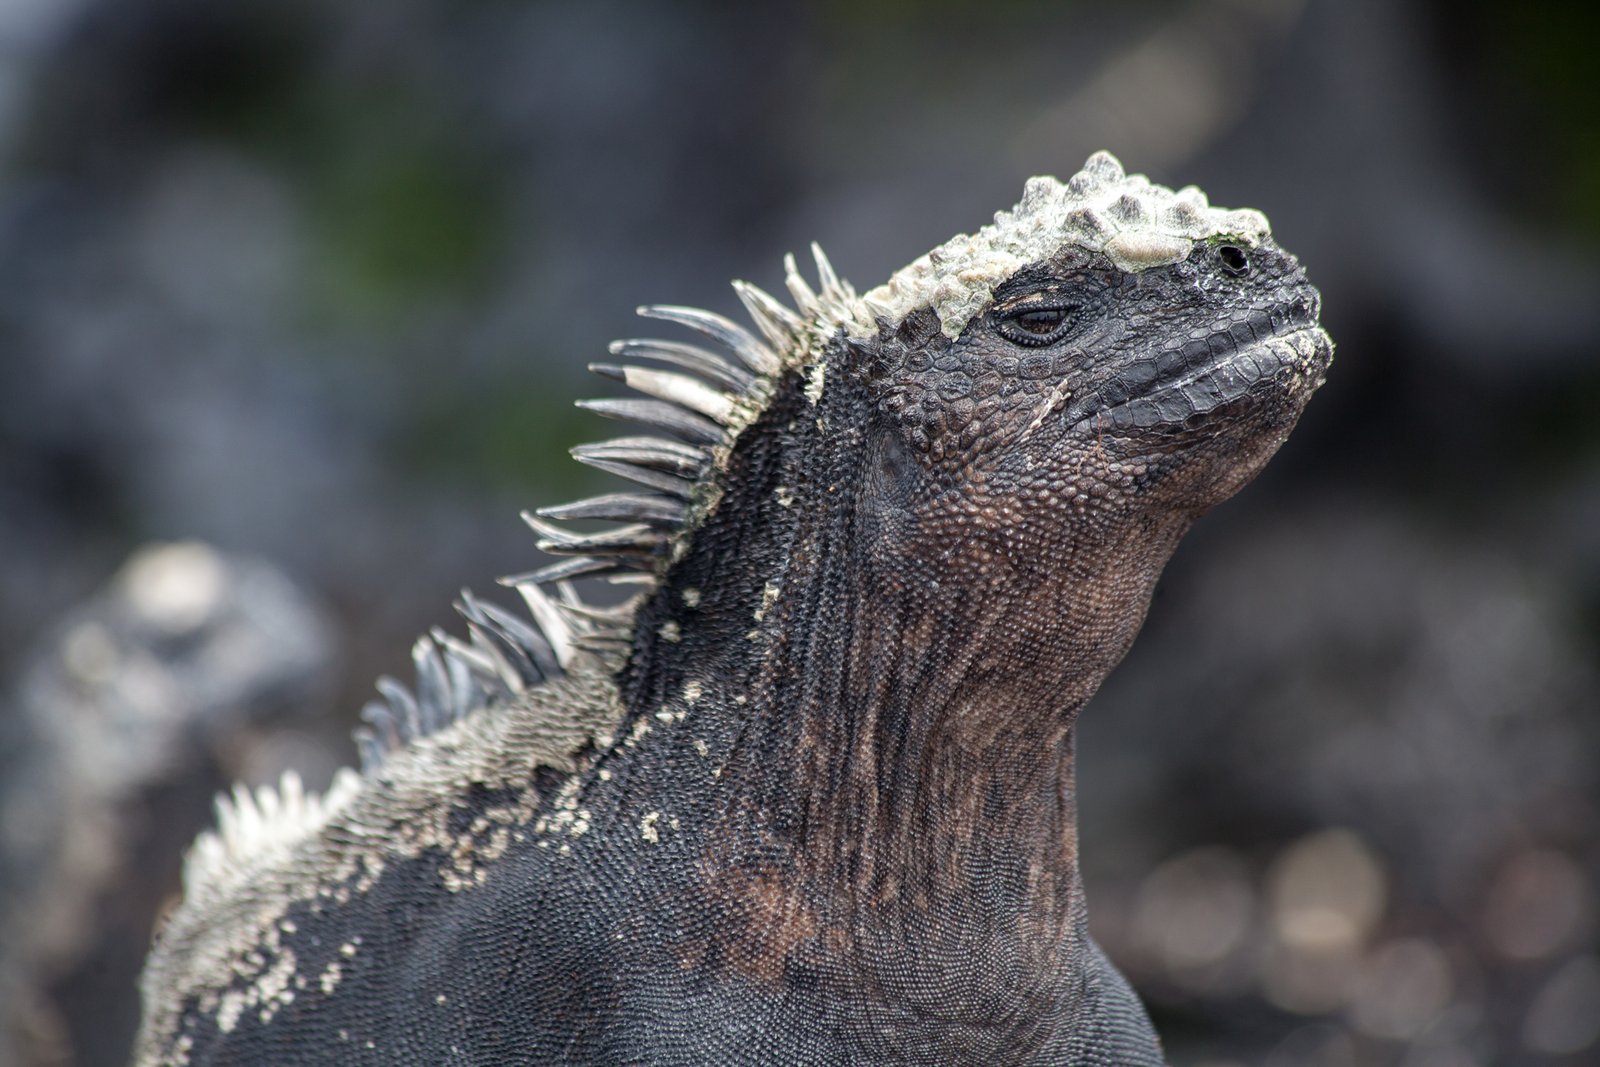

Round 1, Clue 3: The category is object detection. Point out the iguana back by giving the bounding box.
[137,151,1332,1066]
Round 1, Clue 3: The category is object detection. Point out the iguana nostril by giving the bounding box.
[1218,244,1249,276]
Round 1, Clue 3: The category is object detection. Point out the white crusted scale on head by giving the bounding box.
[861,150,1273,339]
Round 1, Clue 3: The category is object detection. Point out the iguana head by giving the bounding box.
[309,148,1333,844]
[520,150,1332,719]
[839,151,1330,569]
[297,149,1334,776]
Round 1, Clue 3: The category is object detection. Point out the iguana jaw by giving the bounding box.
[1061,295,1331,435]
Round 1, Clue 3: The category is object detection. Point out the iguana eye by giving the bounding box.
[996,304,1078,347]
[1217,244,1249,276]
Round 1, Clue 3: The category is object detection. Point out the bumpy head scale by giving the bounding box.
[860,150,1273,339]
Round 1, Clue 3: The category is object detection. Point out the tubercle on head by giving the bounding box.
[857,151,1274,340]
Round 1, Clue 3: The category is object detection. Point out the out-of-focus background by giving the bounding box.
[0,1,1595,1064]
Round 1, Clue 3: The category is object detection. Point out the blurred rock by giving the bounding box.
[1348,939,1456,1042]
[1087,497,1598,887]
[1081,497,1600,1063]
[1521,956,1600,1058]
[0,542,334,1067]
[1481,849,1595,963]
[1268,830,1387,956]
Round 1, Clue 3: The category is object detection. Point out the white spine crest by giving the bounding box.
[181,769,363,910]
[168,248,855,906]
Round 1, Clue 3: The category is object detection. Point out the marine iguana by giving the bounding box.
[136,151,1332,1066]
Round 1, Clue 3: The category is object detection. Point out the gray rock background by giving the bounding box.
[0,1,1595,1064]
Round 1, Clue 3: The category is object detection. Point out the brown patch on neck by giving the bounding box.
[681,861,821,985]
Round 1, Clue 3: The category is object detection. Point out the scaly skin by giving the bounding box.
[137,153,1331,1066]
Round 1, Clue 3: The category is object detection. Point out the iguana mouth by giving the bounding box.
[1065,299,1329,432]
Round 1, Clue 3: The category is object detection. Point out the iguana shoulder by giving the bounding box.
[139,656,620,1038]
[135,234,867,1065]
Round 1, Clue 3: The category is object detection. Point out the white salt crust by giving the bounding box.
[859,151,1273,339]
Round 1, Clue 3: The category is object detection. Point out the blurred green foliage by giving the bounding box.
[293,94,506,325]
[398,385,599,497]
[145,5,508,324]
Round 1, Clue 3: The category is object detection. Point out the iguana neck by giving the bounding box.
[615,366,1188,995]
[704,519,1175,919]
